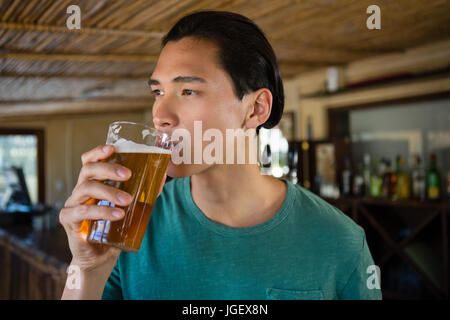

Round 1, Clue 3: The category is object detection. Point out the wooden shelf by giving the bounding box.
[322,196,449,300]
[324,197,449,208]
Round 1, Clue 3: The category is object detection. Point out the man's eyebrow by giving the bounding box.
[148,76,206,86]
[173,76,206,83]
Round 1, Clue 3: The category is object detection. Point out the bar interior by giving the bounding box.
[0,0,449,300]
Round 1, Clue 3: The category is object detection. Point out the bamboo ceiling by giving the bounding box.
[1,0,450,78]
[0,0,449,109]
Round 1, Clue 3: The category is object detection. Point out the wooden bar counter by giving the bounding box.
[0,224,71,299]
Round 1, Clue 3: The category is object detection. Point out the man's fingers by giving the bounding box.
[65,180,132,208]
[59,205,125,231]
[81,144,114,166]
[77,162,132,186]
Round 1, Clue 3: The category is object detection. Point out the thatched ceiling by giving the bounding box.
[0,0,449,114]
[1,0,449,78]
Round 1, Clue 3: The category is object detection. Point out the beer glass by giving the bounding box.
[80,121,172,252]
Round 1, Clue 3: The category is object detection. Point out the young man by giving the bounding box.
[60,11,382,300]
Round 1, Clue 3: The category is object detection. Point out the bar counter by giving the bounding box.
[0,224,71,299]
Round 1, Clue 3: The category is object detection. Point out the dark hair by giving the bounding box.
[161,11,284,132]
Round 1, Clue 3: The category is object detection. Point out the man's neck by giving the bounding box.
[190,164,287,228]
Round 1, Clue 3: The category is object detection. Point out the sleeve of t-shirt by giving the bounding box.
[339,234,383,300]
[101,261,123,300]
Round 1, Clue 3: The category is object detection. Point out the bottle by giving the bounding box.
[390,159,398,198]
[382,159,396,199]
[369,158,383,198]
[314,174,322,196]
[394,155,410,200]
[288,151,298,184]
[363,154,371,198]
[260,144,272,175]
[447,154,450,201]
[411,154,425,201]
[447,172,450,200]
[427,153,440,201]
[307,116,313,140]
[261,144,271,168]
[352,162,365,197]
[447,171,450,200]
[342,156,352,197]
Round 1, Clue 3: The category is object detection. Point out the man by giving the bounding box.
[60,11,382,300]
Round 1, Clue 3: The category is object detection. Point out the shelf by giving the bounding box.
[324,197,449,209]
[321,196,449,300]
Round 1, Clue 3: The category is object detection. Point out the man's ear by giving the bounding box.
[243,88,272,130]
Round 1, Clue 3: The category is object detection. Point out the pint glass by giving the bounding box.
[80,121,172,252]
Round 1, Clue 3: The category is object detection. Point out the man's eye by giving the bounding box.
[182,89,197,96]
[152,89,164,96]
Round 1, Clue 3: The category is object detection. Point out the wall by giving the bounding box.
[296,75,450,140]
[350,98,450,176]
[289,39,450,141]
[0,109,152,207]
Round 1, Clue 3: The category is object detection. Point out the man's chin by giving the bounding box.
[166,162,209,178]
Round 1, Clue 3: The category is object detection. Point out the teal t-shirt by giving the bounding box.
[102,177,382,300]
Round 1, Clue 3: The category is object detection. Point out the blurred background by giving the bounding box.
[0,0,449,300]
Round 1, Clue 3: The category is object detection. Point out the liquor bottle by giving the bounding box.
[363,153,371,198]
[382,159,396,199]
[352,162,365,197]
[260,144,272,175]
[288,150,298,184]
[342,156,352,197]
[411,154,425,201]
[261,144,271,168]
[447,171,450,200]
[447,154,450,201]
[369,158,383,198]
[307,116,313,140]
[427,153,440,201]
[394,155,410,200]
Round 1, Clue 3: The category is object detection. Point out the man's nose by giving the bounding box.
[152,101,178,133]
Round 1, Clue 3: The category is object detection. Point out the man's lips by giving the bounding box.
[172,142,183,154]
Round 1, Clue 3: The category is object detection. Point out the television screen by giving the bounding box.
[2,166,32,211]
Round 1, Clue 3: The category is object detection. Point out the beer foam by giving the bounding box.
[112,138,171,154]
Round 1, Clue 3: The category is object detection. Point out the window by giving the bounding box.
[0,129,45,204]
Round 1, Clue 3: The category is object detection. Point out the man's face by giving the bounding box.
[150,37,252,178]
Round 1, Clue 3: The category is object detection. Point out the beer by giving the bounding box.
[80,122,172,252]
[394,155,410,200]
[427,153,440,201]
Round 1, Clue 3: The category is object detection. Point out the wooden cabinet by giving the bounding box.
[325,198,449,300]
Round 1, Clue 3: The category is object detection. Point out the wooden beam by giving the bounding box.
[0,97,153,119]
[0,72,149,80]
[293,39,450,95]
[298,74,450,140]
[0,22,165,39]
[323,75,450,109]
[344,39,450,85]
[0,52,323,68]
[0,52,158,63]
